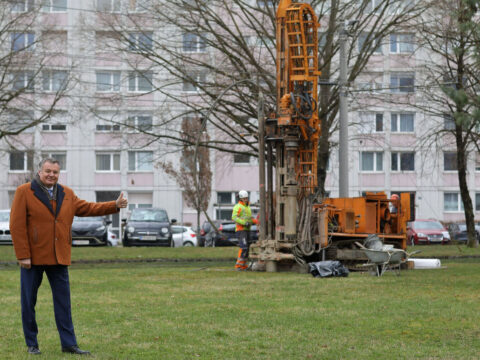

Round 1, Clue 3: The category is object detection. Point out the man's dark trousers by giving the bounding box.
[21,265,77,348]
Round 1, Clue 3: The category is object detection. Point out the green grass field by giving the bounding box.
[1,245,479,359]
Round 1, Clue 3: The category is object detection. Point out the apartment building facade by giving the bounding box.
[0,0,479,235]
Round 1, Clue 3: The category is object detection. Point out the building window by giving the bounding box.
[444,114,455,130]
[475,153,480,172]
[11,0,34,12]
[96,120,120,132]
[391,113,414,132]
[390,34,414,53]
[362,0,383,13]
[96,71,120,92]
[11,32,34,51]
[127,115,153,132]
[42,0,67,12]
[97,0,120,12]
[234,153,250,164]
[390,73,414,93]
[358,112,383,133]
[182,72,206,92]
[444,152,457,171]
[128,32,153,52]
[217,192,234,204]
[12,71,35,91]
[182,32,206,53]
[42,123,67,131]
[10,151,33,171]
[476,193,480,211]
[358,33,382,54]
[96,153,120,171]
[360,151,383,172]
[391,152,414,171]
[41,152,66,169]
[444,192,464,212]
[128,71,153,92]
[129,0,150,11]
[42,70,67,91]
[128,151,153,171]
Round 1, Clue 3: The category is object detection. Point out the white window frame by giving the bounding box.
[443,152,457,171]
[390,73,415,93]
[9,151,33,172]
[358,112,383,134]
[96,0,120,12]
[42,70,67,92]
[358,33,382,54]
[41,152,67,169]
[127,114,153,132]
[42,123,67,131]
[96,71,121,92]
[444,192,464,212]
[390,33,414,54]
[391,152,415,172]
[128,32,153,52]
[96,152,120,172]
[391,113,414,133]
[11,32,35,51]
[128,71,153,92]
[360,151,383,172]
[42,0,67,12]
[182,32,206,53]
[128,151,153,172]
[182,72,206,93]
[96,120,120,132]
[12,71,35,91]
[11,0,34,12]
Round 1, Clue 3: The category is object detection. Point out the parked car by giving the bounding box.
[407,219,450,245]
[171,225,198,247]
[0,209,12,245]
[71,216,111,246]
[123,208,176,247]
[199,220,232,247]
[205,222,258,247]
[107,231,120,246]
[447,223,480,243]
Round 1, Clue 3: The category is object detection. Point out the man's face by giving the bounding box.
[38,162,60,187]
[240,197,248,202]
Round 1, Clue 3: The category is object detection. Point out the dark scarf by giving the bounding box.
[34,173,57,201]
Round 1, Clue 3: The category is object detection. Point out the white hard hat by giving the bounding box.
[238,190,248,199]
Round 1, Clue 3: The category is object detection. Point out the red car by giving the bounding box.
[407,219,450,245]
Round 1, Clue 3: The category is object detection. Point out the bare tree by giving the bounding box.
[159,117,212,230]
[96,0,425,195]
[405,0,480,247]
[0,1,73,143]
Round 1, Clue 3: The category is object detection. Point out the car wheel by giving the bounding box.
[183,241,194,247]
[107,241,113,247]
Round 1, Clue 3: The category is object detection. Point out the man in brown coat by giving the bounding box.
[10,157,128,356]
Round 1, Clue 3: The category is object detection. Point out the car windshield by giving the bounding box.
[73,216,103,222]
[0,212,10,222]
[130,209,168,222]
[414,221,444,230]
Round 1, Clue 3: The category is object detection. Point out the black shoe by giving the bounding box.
[27,346,41,355]
[62,345,91,355]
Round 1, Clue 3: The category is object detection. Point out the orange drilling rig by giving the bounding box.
[250,0,411,272]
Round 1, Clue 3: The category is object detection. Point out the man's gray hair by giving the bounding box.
[38,157,61,171]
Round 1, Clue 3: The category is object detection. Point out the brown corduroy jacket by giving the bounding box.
[10,180,118,265]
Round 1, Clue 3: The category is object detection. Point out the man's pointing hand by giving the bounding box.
[116,192,128,209]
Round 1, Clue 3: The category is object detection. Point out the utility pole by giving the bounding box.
[258,92,266,241]
[338,20,356,198]
[338,22,349,198]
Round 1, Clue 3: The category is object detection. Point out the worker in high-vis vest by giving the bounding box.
[232,190,258,270]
